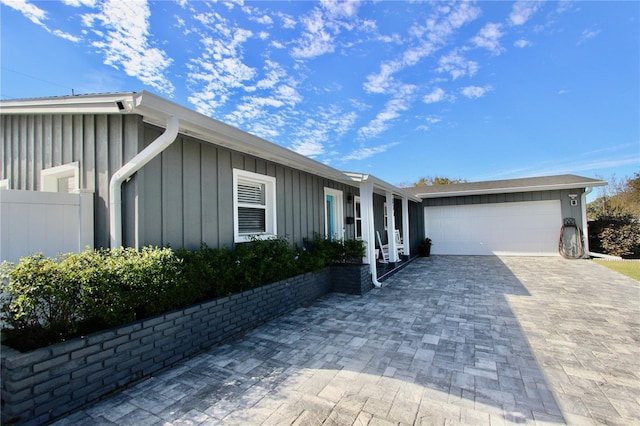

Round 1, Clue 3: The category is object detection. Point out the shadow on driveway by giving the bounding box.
[54,256,640,425]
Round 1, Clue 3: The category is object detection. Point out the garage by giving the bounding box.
[425,200,562,256]
[406,175,609,257]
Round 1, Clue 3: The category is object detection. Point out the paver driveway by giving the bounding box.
[54,256,640,425]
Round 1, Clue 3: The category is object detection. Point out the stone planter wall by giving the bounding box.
[1,269,334,425]
[330,263,372,295]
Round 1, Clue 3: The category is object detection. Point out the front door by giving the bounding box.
[324,188,344,241]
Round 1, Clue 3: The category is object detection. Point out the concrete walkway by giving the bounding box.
[53,256,640,425]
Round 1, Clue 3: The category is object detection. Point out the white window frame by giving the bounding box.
[354,195,362,239]
[41,162,79,193]
[324,187,344,241]
[233,169,277,243]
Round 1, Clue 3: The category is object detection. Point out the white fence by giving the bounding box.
[0,190,94,264]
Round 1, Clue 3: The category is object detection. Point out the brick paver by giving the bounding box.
[53,256,640,425]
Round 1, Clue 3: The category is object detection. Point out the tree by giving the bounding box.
[402,176,467,187]
[588,173,640,220]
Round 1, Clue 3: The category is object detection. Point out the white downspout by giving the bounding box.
[581,187,593,258]
[109,116,180,248]
[401,197,410,257]
[360,179,382,288]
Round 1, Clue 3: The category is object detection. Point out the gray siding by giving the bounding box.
[422,189,588,228]
[1,114,143,248]
[135,125,358,250]
[1,113,359,251]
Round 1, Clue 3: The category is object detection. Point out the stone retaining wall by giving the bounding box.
[1,268,347,425]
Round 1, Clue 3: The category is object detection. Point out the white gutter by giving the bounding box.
[581,187,593,258]
[109,116,180,248]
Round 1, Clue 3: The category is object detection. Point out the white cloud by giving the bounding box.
[62,0,95,6]
[423,87,447,104]
[1,0,48,26]
[84,0,174,95]
[342,142,399,161]
[359,85,415,139]
[276,12,297,29]
[471,22,504,55]
[52,29,81,42]
[437,51,478,80]
[364,2,480,95]
[290,107,358,157]
[461,85,492,99]
[320,0,360,18]
[291,9,335,58]
[509,1,542,26]
[558,89,569,95]
[514,39,531,48]
[577,29,601,46]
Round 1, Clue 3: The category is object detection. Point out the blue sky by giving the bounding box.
[1,0,638,192]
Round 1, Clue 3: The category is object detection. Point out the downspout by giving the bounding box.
[360,179,382,288]
[581,187,593,258]
[109,116,180,248]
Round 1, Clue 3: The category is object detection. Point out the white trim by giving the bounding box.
[233,169,277,243]
[415,182,607,198]
[354,196,362,239]
[0,178,10,190]
[324,187,344,241]
[40,162,79,193]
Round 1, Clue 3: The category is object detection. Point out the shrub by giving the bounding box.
[1,235,367,351]
[600,223,640,257]
[589,215,640,257]
[1,254,82,346]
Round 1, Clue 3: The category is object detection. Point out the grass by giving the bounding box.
[593,259,640,281]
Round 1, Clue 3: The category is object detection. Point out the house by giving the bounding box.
[405,175,607,256]
[0,91,424,284]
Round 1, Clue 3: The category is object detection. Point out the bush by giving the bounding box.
[600,224,640,257]
[1,235,366,351]
[589,215,640,257]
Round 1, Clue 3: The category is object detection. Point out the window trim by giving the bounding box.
[233,169,277,243]
[324,187,344,241]
[41,162,79,193]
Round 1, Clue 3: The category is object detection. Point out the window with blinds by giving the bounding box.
[237,181,266,234]
[233,169,277,242]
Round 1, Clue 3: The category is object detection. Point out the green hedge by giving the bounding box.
[588,215,640,258]
[0,236,365,351]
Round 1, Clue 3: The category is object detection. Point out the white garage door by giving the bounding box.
[425,200,562,256]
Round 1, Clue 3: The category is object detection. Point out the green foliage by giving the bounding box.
[406,176,467,187]
[600,223,640,257]
[1,234,366,351]
[589,215,640,258]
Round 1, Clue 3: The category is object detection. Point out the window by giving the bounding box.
[233,169,277,242]
[41,162,79,193]
[354,196,362,239]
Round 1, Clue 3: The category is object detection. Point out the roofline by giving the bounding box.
[344,172,422,202]
[0,91,352,184]
[414,180,608,198]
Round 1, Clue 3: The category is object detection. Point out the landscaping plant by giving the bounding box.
[1,235,366,352]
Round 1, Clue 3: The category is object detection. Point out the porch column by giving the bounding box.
[402,197,410,257]
[359,180,379,286]
[386,192,399,262]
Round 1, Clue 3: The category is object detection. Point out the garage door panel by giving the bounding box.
[425,200,562,256]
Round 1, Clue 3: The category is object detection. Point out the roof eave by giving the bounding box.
[416,181,608,198]
[1,91,353,185]
[344,172,421,202]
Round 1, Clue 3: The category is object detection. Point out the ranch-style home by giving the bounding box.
[0,91,606,271]
[0,91,424,284]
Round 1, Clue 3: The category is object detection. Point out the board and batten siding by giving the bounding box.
[1,114,143,249]
[2,114,359,251]
[422,189,587,227]
[134,123,359,250]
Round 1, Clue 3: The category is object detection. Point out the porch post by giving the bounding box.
[359,180,380,287]
[386,192,399,262]
[402,197,410,257]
